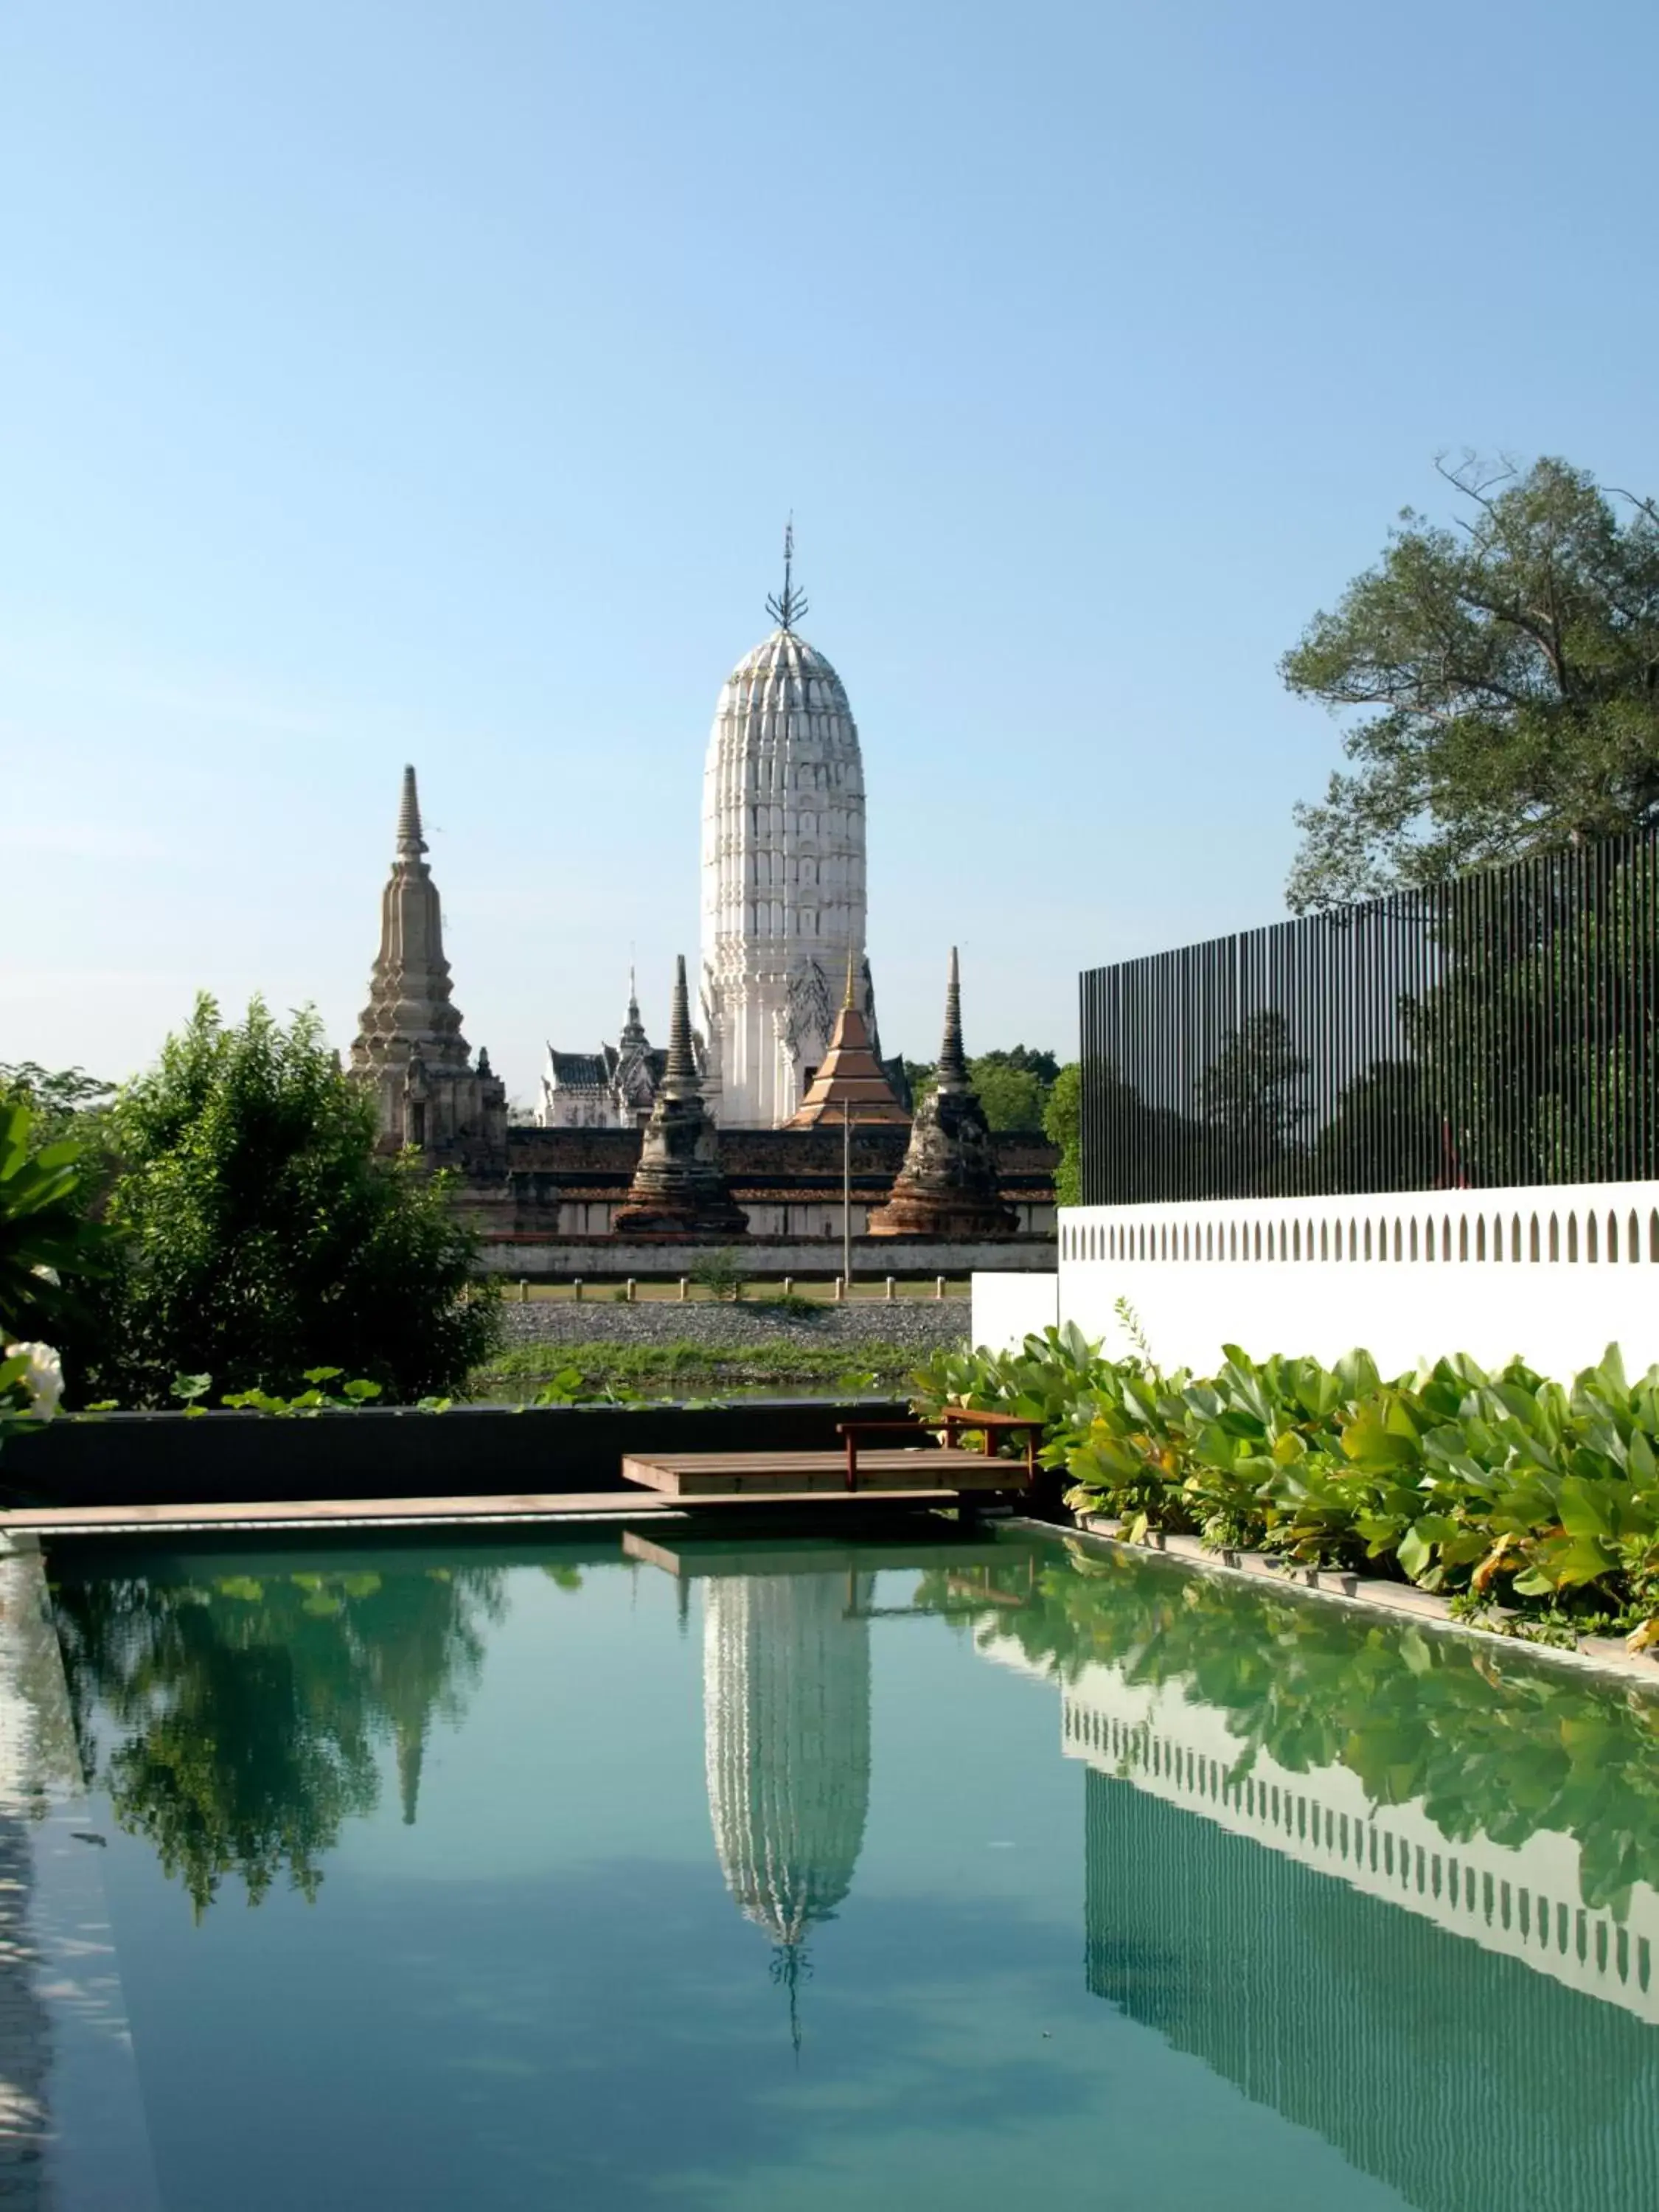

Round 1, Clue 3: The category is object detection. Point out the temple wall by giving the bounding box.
[447,1125,1059,1253]
[476,1234,1059,1281]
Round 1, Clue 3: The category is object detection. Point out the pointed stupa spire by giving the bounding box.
[610,955,748,1237]
[396,764,427,858]
[396,1721,425,1827]
[661,953,699,1098]
[867,949,1017,1238]
[936,946,969,1091]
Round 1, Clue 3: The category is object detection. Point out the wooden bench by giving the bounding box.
[837,1409,1046,1491]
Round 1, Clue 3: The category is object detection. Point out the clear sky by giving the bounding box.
[5,0,1656,1107]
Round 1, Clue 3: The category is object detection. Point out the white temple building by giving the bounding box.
[535,973,700,1129]
[698,535,880,1127]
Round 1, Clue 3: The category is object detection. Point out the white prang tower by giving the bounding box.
[699,529,874,1127]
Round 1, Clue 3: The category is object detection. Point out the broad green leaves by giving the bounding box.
[914,1332,1659,1641]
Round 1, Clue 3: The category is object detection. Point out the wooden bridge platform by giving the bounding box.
[619,1447,1021,1498]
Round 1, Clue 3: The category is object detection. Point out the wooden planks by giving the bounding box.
[620,1447,1021,1498]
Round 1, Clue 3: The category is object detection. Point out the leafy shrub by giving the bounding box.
[911,1329,1659,1644]
[689,1248,745,1302]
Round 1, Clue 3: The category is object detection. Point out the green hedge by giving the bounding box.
[910,1326,1659,1646]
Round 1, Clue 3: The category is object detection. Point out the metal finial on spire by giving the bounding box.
[936,947,968,1088]
[842,944,858,1012]
[396,765,428,858]
[765,515,809,633]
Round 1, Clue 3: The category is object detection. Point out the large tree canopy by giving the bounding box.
[1284,456,1659,911]
[66,996,499,1406]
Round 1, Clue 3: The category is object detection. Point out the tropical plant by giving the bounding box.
[912,1329,1659,1645]
[0,1099,111,1341]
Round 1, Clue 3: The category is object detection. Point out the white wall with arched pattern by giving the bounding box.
[974,1180,1659,1371]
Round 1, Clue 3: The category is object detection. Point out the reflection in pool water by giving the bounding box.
[44,1529,1659,2211]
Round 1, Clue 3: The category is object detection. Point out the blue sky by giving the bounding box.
[5,0,1656,1105]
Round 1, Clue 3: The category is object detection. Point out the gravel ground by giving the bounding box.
[496,1298,970,1355]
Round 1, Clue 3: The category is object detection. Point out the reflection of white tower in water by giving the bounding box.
[703,1571,873,2046]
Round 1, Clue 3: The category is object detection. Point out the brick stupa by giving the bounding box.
[867,949,1018,1239]
[611,956,749,1238]
[785,959,910,1128]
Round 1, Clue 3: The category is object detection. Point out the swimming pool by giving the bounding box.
[41,1525,1659,2210]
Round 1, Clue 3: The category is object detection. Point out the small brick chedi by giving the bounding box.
[609,957,749,1239]
[784,962,910,1128]
[867,950,1018,1239]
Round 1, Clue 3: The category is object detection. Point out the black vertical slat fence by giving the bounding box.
[1079,829,1659,1205]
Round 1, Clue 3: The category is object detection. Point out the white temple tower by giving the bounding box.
[699,533,875,1126]
[702,1567,873,2045]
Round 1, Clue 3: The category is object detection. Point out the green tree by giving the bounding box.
[1195,1012,1309,1190]
[52,1559,505,1915]
[0,1063,116,1148]
[1284,456,1659,911]
[970,1059,1049,1133]
[71,995,499,1406]
[1043,1063,1082,1205]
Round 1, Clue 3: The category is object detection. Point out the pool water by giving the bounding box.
[45,1526,1659,2212]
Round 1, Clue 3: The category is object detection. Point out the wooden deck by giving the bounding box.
[619,1447,1023,1498]
[0,1483,985,1539]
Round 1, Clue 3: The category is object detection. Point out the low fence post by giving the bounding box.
[935,1275,945,1301]
[885,1276,895,1302]
[518,1279,529,1304]
[574,1278,583,1304]
[678,1276,689,1303]
[625,1278,636,1304]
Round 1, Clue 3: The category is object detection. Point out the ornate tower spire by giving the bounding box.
[619,966,647,1049]
[351,765,482,1148]
[611,956,748,1238]
[867,950,1017,1239]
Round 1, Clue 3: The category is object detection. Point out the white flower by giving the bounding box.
[3,1343,63,1422]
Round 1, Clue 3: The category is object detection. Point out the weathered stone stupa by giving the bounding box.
[350,766,505,1155]
[785,957,910,1128]
[867,948,1018,1238]
[610,956,748,1238]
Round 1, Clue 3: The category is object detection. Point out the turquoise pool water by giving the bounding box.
[45,1526,1659,2211]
